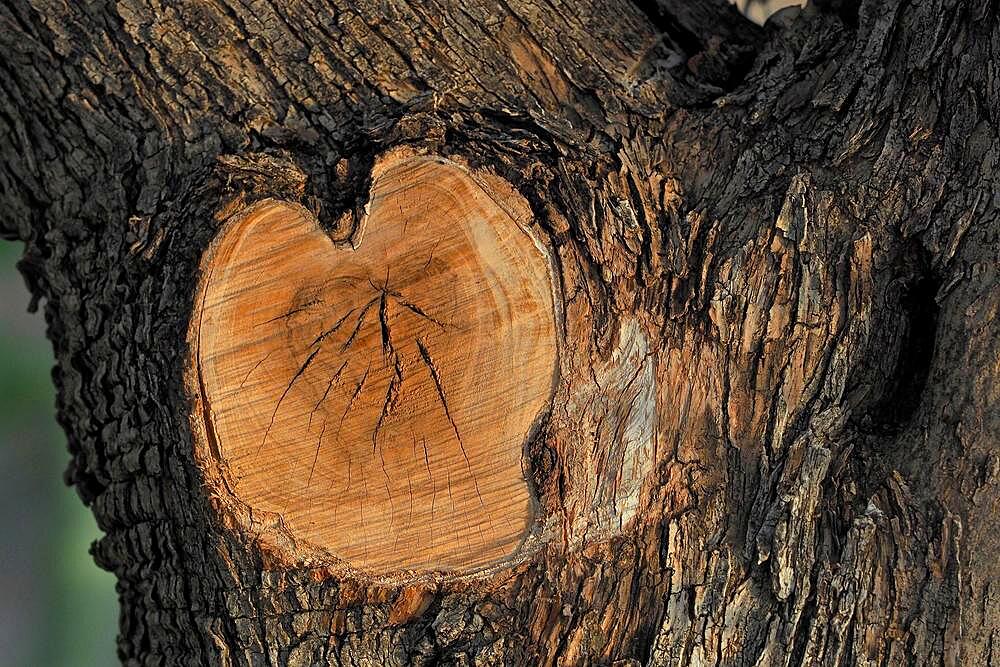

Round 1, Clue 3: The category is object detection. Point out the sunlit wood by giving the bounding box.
[191,154,558,574]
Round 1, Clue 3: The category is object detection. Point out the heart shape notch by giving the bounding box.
[190,153,558,574]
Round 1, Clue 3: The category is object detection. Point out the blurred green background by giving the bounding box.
[0,241,118,667]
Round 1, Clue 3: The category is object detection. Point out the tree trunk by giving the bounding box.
[1,0,997,664]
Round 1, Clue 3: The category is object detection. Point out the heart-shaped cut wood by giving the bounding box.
[191,155,557,573]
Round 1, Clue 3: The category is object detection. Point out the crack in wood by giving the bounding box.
[341,296,380,353]
[259,346,321,453]
[310,306,357,348]
[239,351,272,389]
[309,360,348,428]
[416,337,484,507]
[307,419,328,488]
[338,360,371,438]
[389,291,447,328]
[257,297,325,326]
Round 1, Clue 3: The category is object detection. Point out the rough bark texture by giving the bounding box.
[0,0,997,665]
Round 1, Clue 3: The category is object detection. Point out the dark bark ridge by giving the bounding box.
[0,0,997,665]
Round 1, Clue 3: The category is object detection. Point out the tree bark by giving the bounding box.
[1,0,997,664]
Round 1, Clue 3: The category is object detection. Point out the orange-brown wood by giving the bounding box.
[191,154,557,574]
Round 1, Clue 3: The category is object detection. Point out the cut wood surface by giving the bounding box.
[191,155,558,574]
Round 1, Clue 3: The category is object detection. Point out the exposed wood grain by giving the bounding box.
[191,153,558,574]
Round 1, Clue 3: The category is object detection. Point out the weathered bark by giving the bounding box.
[0,0,997,664]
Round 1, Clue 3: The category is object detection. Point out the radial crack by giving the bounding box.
[307,419,328,488]
[239,351,272,389]
[309,360,348,428]
[378,290,392,356]
[338,360,371,435]
[259,346,321,452]
[257,298,324,326]
[372,356,404,451]
[372,286,405,453]
[422,436,436,519]
[311,307,357,347]
[391,292,446,328]
[341,296,379,352]
[416,338,484,506]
